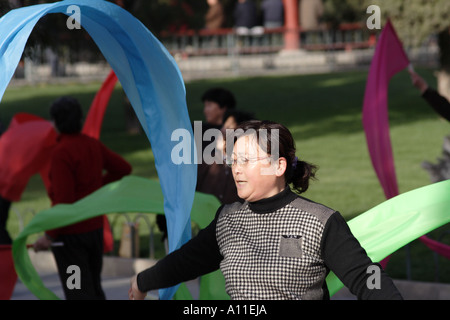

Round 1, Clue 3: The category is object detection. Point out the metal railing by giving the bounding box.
[158,23,375,57]
[108,212,163,259]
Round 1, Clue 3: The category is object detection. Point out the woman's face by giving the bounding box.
[231,135,286,202]
[203,100,225,126]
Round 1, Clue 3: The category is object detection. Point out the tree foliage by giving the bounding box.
[322,0,366,27]
[321,0,450,70]
[362,0,450,71]
[363,0,450,48]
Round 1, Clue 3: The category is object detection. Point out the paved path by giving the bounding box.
[9,251,450,300]
[11,272,152,300]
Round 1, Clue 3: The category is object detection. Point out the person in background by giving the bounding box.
[261,0,284,29]
[157,88,239,242]
[129,120,402,300]
[233,0,258,29]
[204,0,225,30]
[409,68,450,182]
[201,87,237,129]
[34,97,132,300]
[299,0,324,31]
[222,109,255,131]
[196,109,256,205]
[299,0,324,45]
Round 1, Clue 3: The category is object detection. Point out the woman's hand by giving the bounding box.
[33,235,52,252]
[408,69,428,94]
[129,275,147,300]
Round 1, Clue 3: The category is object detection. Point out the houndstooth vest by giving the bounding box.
[216,196,336,300]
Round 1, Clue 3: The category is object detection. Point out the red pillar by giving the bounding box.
[282,0,300,50]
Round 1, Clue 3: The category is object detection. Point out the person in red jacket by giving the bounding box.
[34,96,132,300]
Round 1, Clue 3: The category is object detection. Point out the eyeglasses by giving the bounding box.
[226,156,271,168]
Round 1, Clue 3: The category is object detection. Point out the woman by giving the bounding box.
[129,120,402,300]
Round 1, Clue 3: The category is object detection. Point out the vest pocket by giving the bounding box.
[279,235,303,258]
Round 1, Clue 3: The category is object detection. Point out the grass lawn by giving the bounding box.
[2,67,449,284]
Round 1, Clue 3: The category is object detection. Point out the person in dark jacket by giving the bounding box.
[234,0,258,28]
[261,0,284,28]
[196,109,255,205]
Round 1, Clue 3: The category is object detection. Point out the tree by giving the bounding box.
[321,0,366,27]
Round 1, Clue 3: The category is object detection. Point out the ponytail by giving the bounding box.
[287,158,317,194]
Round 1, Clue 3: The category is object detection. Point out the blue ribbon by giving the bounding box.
[0,0,197,300]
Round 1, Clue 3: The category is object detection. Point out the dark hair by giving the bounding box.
[201,87,236,109]
[223,109,255,125]
[234,120,317,194]
[49,96,83,134]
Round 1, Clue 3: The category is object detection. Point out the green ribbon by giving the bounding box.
[326,179,450,296]
[12,176,220,300]
[13,178,450,299]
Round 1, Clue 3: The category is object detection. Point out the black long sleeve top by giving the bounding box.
[422,87,450,122]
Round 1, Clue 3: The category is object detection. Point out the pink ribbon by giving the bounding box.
[362,19,450,265]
